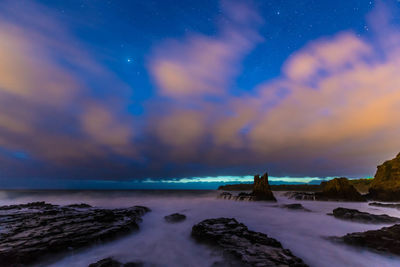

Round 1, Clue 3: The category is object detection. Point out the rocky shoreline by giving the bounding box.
[0,202,150,266]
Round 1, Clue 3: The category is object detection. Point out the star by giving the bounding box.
[127,58,132,63]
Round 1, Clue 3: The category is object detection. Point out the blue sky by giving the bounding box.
[0,0,400,188]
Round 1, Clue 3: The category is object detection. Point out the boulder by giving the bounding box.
[330,207,400,223]
[252,172,276,201]
[164,213,186,223]
[316,178,366,202]
[0,202,150,266]
[335,224,400,256]
[368,153,400,201]
[191,218,308,267]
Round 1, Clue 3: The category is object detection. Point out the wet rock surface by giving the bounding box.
[218,192,255,201]
[281,203,311,212]
[164,213,186,223]
[284,192,317,201]
[369,202,400,209]
[336,224,400,256]
[88,257,143,267]
[368,153,400,201]
[191,218,308,267]
[0,202,150,266]
[330,207,400,223]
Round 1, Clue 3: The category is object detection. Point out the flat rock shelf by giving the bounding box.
[0,202,150,266]
[191,217,308,267]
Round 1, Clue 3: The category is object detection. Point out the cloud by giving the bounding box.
[145,2,400,177]
[0,1,136,173]
[149,0,263,98]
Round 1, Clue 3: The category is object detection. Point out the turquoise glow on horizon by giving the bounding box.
[141,176,334,184]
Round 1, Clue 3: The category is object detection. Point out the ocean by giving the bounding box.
[0,190,399,267]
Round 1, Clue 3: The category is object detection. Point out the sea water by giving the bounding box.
[0,190,399,267]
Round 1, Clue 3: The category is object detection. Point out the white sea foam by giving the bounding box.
[1,190,399,267]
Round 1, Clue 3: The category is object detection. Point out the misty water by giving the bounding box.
[1,190,400,267]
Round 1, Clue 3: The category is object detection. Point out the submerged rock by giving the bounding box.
[88,257,143,267]
[369,202,400,209]
[191,218,308,267]
[330,207,400,223]
[336,224,400,256]
[284,191,317,201]
[0,202,150,266]
[368,153,400,201]
[217,192,255,201]
[164,213,186,223]
[281,203,311,212]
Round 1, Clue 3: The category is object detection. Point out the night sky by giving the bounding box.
[1,0,400,188]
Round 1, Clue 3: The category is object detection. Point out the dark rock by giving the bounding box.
[217,183,324,192]
[368,153,400,201]
[164,213,186,223]
[369,202,400,209]
[88,257,143,267]
[253,172,276,201]
[330,207,400,223]
[284,192,317,201]
[218,173,276,202]
[0,202,150,266]
[217,192,255,201]
[67,203,92,208]
[217,184,253,191]
[336,224,400,255]
[316,178,366,202]
[191,218,308,267]
[281,203,311,212]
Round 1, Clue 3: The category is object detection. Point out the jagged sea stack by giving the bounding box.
[252,172,276,201]
[369,153,400,201]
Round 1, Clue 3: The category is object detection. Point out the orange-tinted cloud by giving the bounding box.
[148,3,400,177]
[0,1,135,168]
[149,1,263,98]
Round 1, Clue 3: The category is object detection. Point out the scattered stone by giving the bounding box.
[281,203,311,212]
[0,202,150,266]
[88,257,143,267]
[368,153,400,201]
[191,218,308,267]
[164,213,186,223]
[335,224,400,256]
[330,207,400,224]
[369,202,400,209]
